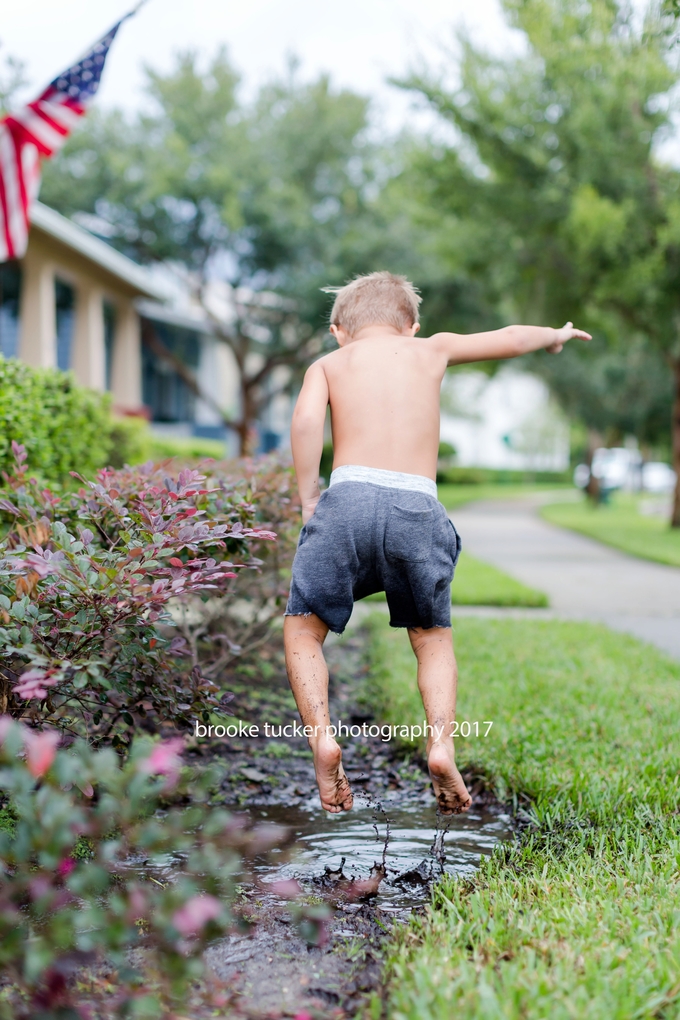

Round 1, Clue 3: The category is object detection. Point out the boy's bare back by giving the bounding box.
[292,318,589,521]
[321,331,446,480]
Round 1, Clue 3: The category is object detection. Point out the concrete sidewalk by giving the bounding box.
[449,496,680,660]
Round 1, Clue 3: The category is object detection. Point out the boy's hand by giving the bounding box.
[546,321,592,354]
[302,497,320,525]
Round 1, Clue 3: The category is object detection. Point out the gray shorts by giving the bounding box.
[285,466,461,634]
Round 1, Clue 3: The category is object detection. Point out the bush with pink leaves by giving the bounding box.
[169,454,301,679]
[0,716,286,1019]
[0,443,275,747]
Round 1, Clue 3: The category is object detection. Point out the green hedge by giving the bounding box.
[107,416,227,467]
[437,465,570,485]
[0,356,112,483]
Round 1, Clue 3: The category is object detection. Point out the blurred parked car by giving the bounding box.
[641,462,677,493]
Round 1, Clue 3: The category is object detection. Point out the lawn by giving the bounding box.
[365,615,680,1020]
[363,551,547,608]
[541,493,680,568]
[451,551,547,606]
[438,482,572,512]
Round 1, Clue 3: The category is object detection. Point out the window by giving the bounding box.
[55,279,75,372]
[141,318,200,422]
[0,262,21,359]
[103,301,116,391]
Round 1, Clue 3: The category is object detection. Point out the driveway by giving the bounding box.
[449,496,680,660]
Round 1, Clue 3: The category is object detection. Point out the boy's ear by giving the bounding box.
[330,323,349,346]
[411,322,421,335]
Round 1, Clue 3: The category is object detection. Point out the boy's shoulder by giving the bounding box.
[307,347,345,374]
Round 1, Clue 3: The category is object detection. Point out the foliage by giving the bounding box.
[106,416,154,470]
[107,415,227,469]
[0,356,113,484]
[0,45,26,115]
[542,492,680,567]
[0,716,286,1019]
[0,443,274,747]
[367,615,680,1017]
[437,466,569,485]
[402,0,680,521]
[169,455,301,677]
[40,53,404,453]
[437,481,573,512]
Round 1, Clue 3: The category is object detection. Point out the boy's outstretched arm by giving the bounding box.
[290,361,329,524]
[434,321,591,366]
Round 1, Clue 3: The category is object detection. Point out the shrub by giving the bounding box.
[0,357,112,484]
[436,465,570,485]
[168,455,301,677]
[147,434,227,463]
[108,418,228,470]
[0,443,274,747]
[0,716,286,1019]
[106,415,151,469]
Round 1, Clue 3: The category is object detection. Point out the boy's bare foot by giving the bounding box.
[427,741,472,815]
[312,735,354,813]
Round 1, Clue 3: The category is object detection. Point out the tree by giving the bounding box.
[0,45,26,115]
[402,0,680,523]
[41,52,391,453]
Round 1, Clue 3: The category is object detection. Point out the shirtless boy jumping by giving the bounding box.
[283,272,590,814]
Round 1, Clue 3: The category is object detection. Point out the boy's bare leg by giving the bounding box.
[283,613,353,813]
[408,626,472,814]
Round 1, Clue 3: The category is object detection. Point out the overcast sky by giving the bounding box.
[1,0,522,129]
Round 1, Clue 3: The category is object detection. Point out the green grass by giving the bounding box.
[451,552,547,606]
[438,482,572,512]
[363,551,547,608]
[541,493,680,568]
[365,615,680,1019]
[146,434,226,462]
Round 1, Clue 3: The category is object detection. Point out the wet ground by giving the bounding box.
[183,628,513,1018]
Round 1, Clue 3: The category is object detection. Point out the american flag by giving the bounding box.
[0,18,128,262]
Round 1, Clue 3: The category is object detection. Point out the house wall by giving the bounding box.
[440,367,570,472]
[16,229,143,411]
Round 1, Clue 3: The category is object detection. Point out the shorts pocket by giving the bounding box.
[448,519,462,567]
[385,504,435,562]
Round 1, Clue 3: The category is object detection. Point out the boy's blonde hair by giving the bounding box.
[324,271,421,336]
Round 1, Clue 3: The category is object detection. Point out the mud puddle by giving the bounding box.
[245,798,511,912]
[198,797,511,1017]
[184,629,513,1016]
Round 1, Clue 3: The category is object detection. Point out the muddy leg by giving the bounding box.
[408,626,472,815]
[284,614,353,813]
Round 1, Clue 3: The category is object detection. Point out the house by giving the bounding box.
[440,366,570,472]
[0,201,240,449]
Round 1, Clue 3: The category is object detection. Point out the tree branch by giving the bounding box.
[140,320,240,434]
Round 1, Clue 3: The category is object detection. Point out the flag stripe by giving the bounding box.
[0,132,13,261]
[38,100,84,131]
[7,109,67,155]
[0,127,28,259]
[0,18,122,260]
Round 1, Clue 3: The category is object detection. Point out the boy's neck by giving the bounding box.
[336,323,419,345]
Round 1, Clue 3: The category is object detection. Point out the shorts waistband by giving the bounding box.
[329,464,437,498]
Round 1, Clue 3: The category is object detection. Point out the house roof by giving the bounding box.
[30,202,169,302]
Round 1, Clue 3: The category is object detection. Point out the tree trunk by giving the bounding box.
[671,357,680,528]
[238,382,259,457]
[585,429,602,505]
